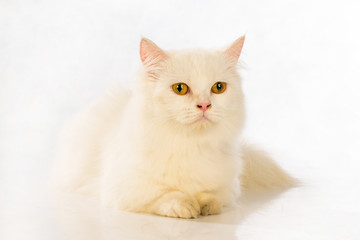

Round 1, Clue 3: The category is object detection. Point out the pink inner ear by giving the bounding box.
[225,36,245,60]
[140,38,167,64]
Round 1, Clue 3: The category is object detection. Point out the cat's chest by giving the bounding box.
[140,139,239,190]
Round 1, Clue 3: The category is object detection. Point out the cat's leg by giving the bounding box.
[100,176,201,219]
[195,192,221,216]
[147,190,201,219]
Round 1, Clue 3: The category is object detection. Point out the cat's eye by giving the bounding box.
[211,82,227,94]
[172,83,189,95]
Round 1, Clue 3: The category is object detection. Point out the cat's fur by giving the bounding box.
[53,37,294,218]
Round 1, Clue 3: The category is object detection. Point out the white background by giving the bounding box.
[1,0,360,239]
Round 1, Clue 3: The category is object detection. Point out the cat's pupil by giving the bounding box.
[177,84,183,92]
[217,82,222,90]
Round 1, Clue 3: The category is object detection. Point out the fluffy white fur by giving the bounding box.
[53,37,294,218]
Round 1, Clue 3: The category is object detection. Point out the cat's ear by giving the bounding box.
[140,38,167,66]
[224,36,245,61]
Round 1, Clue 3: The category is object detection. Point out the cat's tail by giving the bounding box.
[240,144,298,192]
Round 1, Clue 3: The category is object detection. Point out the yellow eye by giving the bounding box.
[211,82,226,94]
[172,83,189,95]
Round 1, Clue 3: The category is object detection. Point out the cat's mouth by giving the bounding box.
[194,114,212,126]
[177,112,213,127]
[192,116,213,130]
[199,115,209,122]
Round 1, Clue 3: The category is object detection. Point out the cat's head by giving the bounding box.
[138,37,245,134]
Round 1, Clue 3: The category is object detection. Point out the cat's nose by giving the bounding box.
[197,102,211,112]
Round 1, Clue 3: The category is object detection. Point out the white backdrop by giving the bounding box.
[1,0,360,239]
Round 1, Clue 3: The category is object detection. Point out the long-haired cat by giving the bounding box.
[53,37,294,218]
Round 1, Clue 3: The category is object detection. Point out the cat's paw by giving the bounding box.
[196,193,220,216]
[156,192,200,219]
[200,199,220,216]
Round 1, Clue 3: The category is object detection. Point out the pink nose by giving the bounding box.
[197,102,211,112]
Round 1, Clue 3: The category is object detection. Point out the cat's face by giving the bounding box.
[139,38,245,132]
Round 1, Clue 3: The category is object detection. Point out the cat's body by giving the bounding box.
[53,37,294,218]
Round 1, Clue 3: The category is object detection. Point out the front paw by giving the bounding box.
[196,193,220,216]
[200,200,220,216]
[156,192,200,219]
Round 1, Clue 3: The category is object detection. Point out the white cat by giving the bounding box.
[53,37,294,218]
